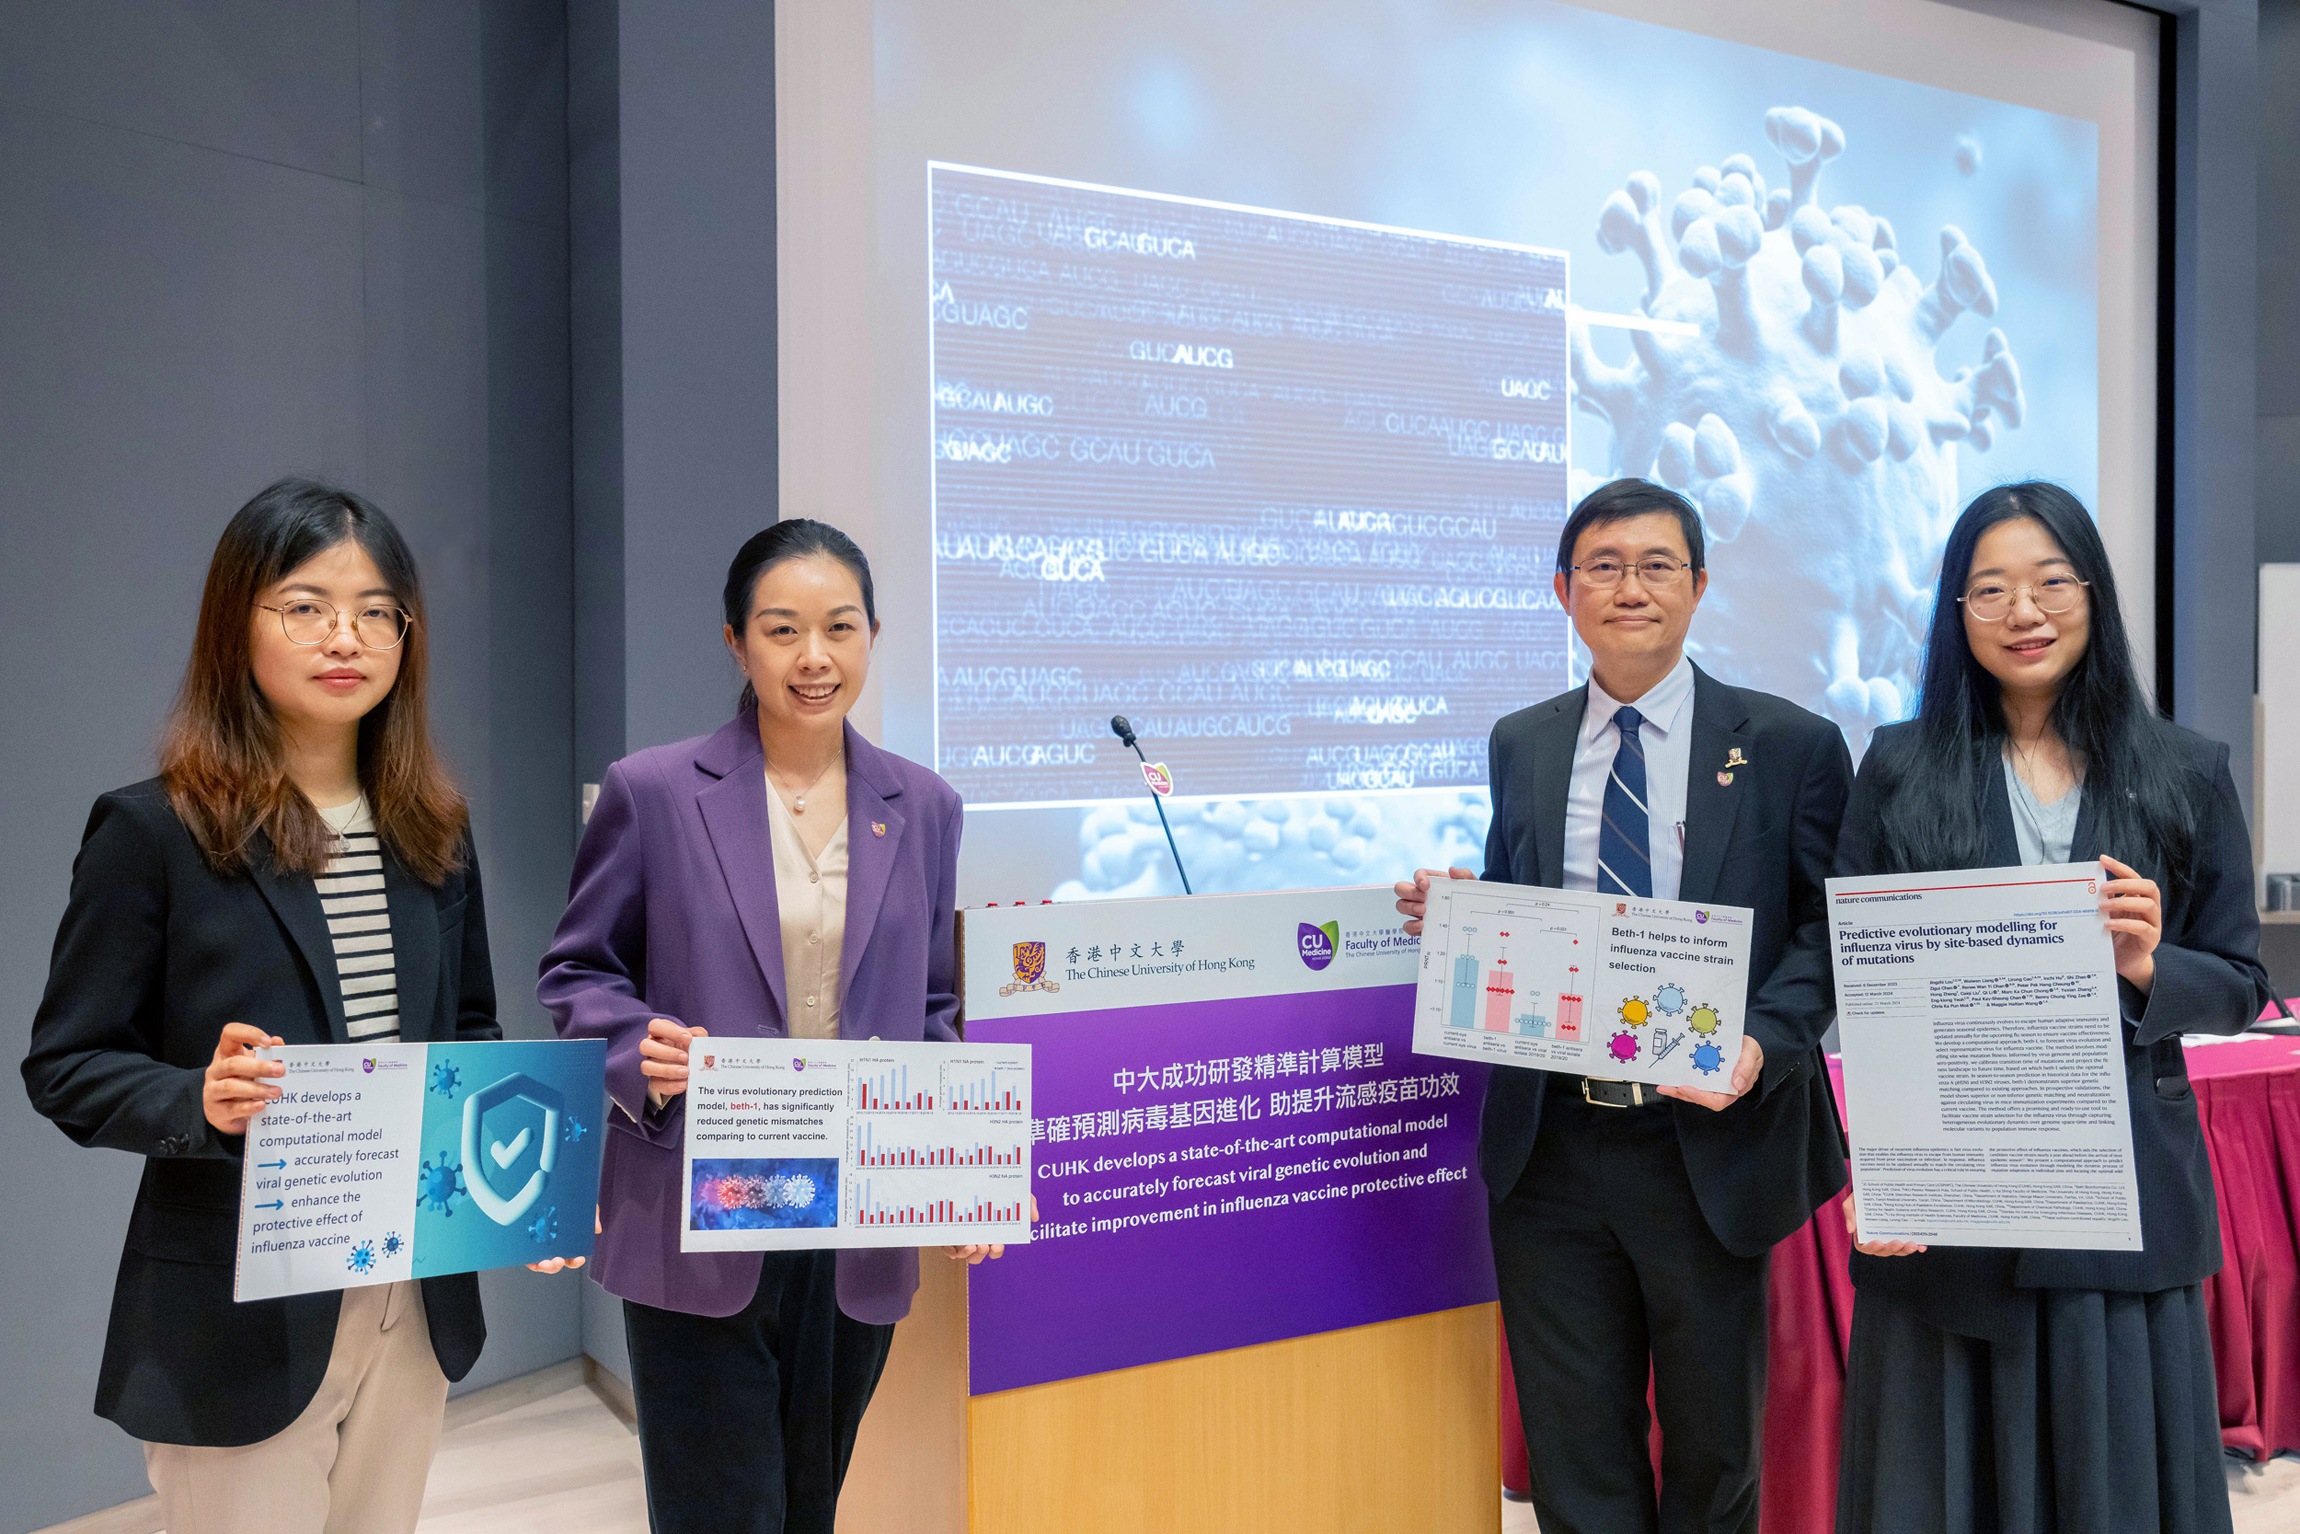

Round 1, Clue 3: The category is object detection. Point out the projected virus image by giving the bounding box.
[1571,108,2024,754]
[690,1158,840,1232]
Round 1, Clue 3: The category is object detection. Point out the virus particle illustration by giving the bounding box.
[527,1207,560,1245]
[1571,106,2026,753]
[1618,996,1652,1029]
[346,1240,377,1276]
[1652,983,1687,1016]
[562,1114,589,1146]
[429,1061,463,1098]
[1687,1003,1722,1037]
[380,1231,405,1260]
[1608,1030,1640,1064]
[1691,1041,1726,1077]
[699,1172,823,1213]
[417,1154,465,1216]
[1649,1028,1685,1063]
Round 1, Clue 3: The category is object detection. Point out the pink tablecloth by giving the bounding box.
[1499,1020,2300,1527]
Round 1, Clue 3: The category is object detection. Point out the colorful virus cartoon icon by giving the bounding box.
[1618,996,1651,1029]
[1652,983,1687,1016]
[527,1206,560,1245]
[429,1061,463,1098]
[562,1114,588,1146]
[417,1154,465,1216]
[1688,1003,1722,1037]
[1570,106,2027,756]
[1608,1030,1640,1064]
[1691,1041,1726,1076]
[346,1240,377,1276]
[380,1231,405,1260]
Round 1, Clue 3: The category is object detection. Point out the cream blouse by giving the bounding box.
[765,770,848,1040]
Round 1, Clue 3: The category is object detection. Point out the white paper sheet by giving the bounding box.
[1411,880,1753,1087]
[679,1037,1033,1251]
[1827,862,2142,1251]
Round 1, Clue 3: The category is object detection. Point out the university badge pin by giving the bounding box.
[1718,771,1735,787]
[1724,747,1748,768]
[871,821,886,837]
[999,941,1061,998]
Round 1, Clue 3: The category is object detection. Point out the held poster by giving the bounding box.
[1826,862,2142,1251]
[679,1037,1033,1252]
[235,1039,606,1301]
[1412,879,1754,1087]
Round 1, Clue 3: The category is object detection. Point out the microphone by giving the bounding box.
[1109,715,1191,895]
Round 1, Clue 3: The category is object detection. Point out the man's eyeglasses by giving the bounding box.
[1569,558,1695,590]
[254,600,414,649]
[1957,576,2088,623]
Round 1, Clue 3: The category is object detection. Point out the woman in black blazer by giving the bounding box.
[20,480,521,1534]
[1833,483,2272,1533]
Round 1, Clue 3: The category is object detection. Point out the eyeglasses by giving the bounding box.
[1569,557,1694,590]
[254,600,414,649]
[1957,576,2089,623]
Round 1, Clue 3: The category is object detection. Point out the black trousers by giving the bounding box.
[1491,1077,1771,1534]
[622,1251,895,1534]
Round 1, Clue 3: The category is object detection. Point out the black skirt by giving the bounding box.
[1836,1281,2230,1534]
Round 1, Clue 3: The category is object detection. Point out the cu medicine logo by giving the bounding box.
[1000,941,1062,998]
[1297,921,1339,972]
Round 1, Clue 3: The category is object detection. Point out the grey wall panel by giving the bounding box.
[0,0,361,180]
[2261,0,2300,565]
[0,5,575,1528]
[0,105,369,1532]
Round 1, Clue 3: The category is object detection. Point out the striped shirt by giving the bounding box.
[316,797,398,1043]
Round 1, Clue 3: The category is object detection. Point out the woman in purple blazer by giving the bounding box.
[538,521,1003,1534]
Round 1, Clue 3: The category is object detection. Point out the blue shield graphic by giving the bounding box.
[460,1073,564,1227]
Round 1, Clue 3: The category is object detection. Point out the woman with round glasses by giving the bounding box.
[21,478,561,1534]
[1831,482,2270,1533]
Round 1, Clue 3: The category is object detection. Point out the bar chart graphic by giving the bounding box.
[943,1059,1027,1114]
[852,1119,1027,1169]
[847,1175,1028,1228]
[851,1060,934,1113]
[1438,924,1586,1042]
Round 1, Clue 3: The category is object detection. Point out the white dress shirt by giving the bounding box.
[1563,654,1695,902]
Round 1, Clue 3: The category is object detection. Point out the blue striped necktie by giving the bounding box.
[1598,705,1653,899]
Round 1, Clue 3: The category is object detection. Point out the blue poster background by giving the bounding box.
[412,1039,606,1276]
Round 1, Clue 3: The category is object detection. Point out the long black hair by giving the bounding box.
[1863,481,2199,897]
[722,519,879,712]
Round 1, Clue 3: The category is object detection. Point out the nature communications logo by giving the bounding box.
[1298,920,1339,971]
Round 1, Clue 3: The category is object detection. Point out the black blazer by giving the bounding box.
[20,779,499,1447]
[1479,664,1854,1256]
[1838,722,2274,1334]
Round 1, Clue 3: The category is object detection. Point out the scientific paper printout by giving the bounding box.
[235,1039,606,1301]
[1827,862,2142,1251]
[1412,880,1752,1088]
[680,1037,1033,1252]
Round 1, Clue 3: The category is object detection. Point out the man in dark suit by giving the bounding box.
[1397,478,1852,1534]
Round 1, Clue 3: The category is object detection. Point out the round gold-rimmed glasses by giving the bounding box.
[1956,576,2089,623]
[253,599,414,649]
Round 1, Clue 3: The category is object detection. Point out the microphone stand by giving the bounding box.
[1110,715,1192,894]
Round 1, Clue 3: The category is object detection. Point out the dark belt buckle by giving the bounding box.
[1581,1077,1649,1109]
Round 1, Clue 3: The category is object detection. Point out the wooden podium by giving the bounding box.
[836,890,1502,1531]
[838,1258,1499,1532]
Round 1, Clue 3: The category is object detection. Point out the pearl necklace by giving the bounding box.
[768,755,840,815]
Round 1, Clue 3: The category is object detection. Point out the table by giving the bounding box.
[1498,1019,2300,1528]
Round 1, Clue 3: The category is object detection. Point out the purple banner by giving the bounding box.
[967,983,1494,1394]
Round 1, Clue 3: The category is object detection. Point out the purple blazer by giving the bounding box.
[538,714,962,1322]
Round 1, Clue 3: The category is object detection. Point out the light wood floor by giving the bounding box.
[38,1361,2300,1533]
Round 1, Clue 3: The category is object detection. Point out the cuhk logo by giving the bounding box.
[362,1058,375,1073]
[1615,902,1629,917]
[1695,909,1710,924]
[998,940,1061,997]
[703,1055,716,1070]
[791,1057,805,1072]
[1298,920,1339,971]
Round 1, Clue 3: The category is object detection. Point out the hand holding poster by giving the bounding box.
[1411,879,1753,1088]
[679,1037,1032,1251]
[235,1039,606,1301]
[1826,861,2142,1251]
